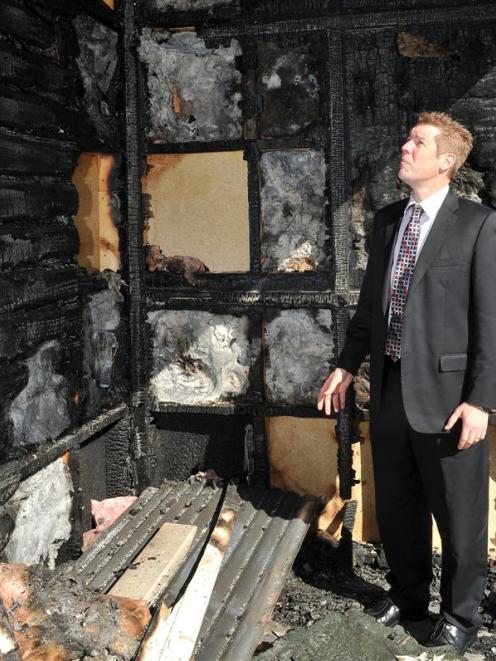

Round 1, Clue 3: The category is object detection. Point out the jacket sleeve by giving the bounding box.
[465,210,496,410]
[336,216,380,376]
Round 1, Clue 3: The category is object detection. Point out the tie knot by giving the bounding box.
[410,203,423,218]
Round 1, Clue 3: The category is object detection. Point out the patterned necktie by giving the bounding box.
[385,203,424,361]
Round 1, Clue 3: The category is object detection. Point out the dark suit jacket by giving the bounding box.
[337,185,496,433]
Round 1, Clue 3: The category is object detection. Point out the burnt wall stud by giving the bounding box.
[123,0,150,490]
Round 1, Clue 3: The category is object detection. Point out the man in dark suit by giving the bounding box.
[317,111,496,655]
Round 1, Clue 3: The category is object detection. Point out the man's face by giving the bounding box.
[398,123,452,186]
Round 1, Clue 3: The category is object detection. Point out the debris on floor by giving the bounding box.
[0,562,150,660]
[261,535,496,660]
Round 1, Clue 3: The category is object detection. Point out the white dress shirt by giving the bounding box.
[387,183,450,324]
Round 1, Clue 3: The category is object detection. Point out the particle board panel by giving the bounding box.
[265,416,342,531]
[109,522,197,604]
[143,152,250,273]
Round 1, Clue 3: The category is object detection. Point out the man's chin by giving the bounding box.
[397,170,412,186]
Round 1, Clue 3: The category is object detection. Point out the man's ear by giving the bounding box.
[440,152,456,173]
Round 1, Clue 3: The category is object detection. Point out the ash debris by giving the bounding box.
[260,536,496,660]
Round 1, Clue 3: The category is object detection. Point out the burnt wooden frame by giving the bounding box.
[122,1,495,497]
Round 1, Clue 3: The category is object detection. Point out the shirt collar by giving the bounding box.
[405,183,450,221]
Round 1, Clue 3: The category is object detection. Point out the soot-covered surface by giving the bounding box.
[259,150,328,272]
[264,309,334,405]
[139,29,243,143]
[147,309,253,405]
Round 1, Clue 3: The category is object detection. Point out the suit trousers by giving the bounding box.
[370,354,489,631]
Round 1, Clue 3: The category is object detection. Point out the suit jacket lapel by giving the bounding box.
[407,187,459,298]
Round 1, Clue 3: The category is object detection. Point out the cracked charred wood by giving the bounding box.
[0,0,57,53]
[0,462,20,506]
[0,265,80,314]
[0,220,79,270]
[0,180,78,221]
[0,130,78,177]
[0,42,77,100]
[0,300,81,361]
[0,88,87,139]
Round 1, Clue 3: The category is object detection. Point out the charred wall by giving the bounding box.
[0,0,128,565]
[136,1,496,504]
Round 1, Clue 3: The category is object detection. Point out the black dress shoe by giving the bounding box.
[365,598,428,627]
[424,616,478,655]
[365,598,402,626]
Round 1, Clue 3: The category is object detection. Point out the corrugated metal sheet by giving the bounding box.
[74,480,223,602]
[192,486,319,661]
[75,480,318,660]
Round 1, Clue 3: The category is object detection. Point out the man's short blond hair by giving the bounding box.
[416,111,473,180]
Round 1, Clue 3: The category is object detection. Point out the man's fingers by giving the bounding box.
[444,407,461,430]
[458,426,476,450]
[339,387,346,410]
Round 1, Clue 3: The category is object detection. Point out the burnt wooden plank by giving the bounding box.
[0,221,79,269]
[0,88,82,136]
[0,181,78,221]
[0,298,81,360]
[0,0,56,52]
[0,461,20,505]
[0,360,28,402]
[0,43,77,99]
[19,403,128,481]
[0,130,78,177]
[0,264,80,314]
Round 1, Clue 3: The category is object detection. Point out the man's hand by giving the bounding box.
[444,402,489,450]
[317,368,353,416]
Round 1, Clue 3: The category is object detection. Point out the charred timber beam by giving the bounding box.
[0,180,78,221]
[151,402,338,418]
[18,402,128,482]
[0,221,79,270]
[0,42,77,100]
[0,130,78,177]
[145,136,318,153]
[147,289,349,312]
[325,28,354,503]
[0,299,81,360]
[201,4,496,39]
[0,265,80,314]
[0,0,57,52]
[0,88,85,138]
[104,413,134,497]
[0,462,21,506]
[123,0,150,489]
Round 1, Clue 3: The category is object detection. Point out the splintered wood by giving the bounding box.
[109,522,197,604]
[139,506,237,661]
